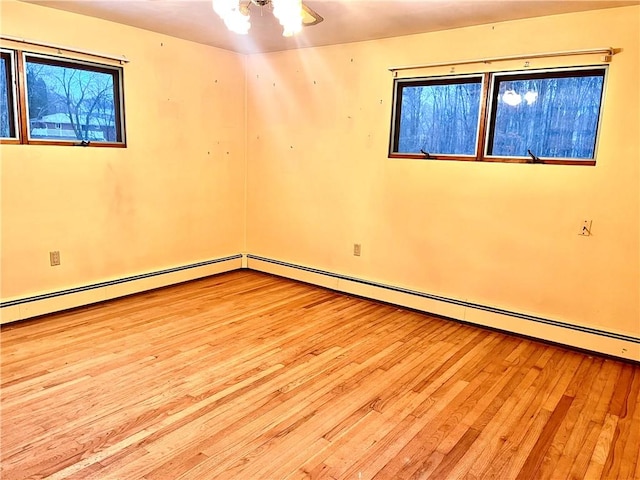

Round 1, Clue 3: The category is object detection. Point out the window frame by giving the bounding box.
[0,48,20,143]
[0,49,126,148]
[484,66,607,165]
[389,65,608,166]
[389,73,487,161]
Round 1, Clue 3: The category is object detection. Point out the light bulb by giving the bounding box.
[272,0,303,37]
[212,0,251,34]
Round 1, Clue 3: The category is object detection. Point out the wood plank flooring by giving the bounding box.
[1,270,639,479]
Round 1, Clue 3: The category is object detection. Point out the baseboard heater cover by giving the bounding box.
[246,254,640,362]
[0,254,243,322]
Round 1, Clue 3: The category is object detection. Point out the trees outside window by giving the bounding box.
[0,49,125,147]
[390,66,607,166]
[487,70,605,160]
[25,55,123,144]
[396,77,482,156]
[0,50,18,139]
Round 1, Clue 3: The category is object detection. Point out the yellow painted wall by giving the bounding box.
[0,1,246,300]
[246,6,640,339]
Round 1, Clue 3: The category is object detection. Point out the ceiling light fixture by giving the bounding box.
[212,0,322,37]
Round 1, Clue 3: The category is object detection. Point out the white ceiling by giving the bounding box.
[21,0,638,54]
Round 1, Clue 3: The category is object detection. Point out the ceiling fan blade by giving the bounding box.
[301,3,323,26]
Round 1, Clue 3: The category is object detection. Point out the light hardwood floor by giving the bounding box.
[1,270,639,479]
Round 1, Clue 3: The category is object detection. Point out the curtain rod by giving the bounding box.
[388,47,614,74]
[0,34,130,64]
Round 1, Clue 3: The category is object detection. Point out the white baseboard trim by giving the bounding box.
[246,254,640,362]
[0,255,243,324]
[3,253,637,362]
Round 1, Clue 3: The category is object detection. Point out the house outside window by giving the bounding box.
[1,49,126,147]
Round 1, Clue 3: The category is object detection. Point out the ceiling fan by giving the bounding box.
[213,0,323,37]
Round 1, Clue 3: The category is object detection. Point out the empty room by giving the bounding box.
[1,0,639,478]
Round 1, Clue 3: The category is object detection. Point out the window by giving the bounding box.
[0,49,126,147]
[0,49,18,140]
[487,69,605,160]
[25,54,124,144]
[391,76,483,157]
[390,66,607,165]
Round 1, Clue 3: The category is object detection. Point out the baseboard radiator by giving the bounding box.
[2,252,637,362]
[0,255,243,324]
[246,254,640,362]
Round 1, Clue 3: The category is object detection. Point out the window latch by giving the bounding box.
[527,149,542,163]
[420,149,432,159]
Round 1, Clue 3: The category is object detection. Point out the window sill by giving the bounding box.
[24,140,127,148]
[389,153,596,166]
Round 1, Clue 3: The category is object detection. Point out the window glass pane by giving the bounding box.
[25,57,121,143]
[395,79,481,155]
[488,70,605,159]
[1,52,16,139]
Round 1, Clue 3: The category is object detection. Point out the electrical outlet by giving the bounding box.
[353,244,361,256]
[579,220,592,236]
[50,251,60,266]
